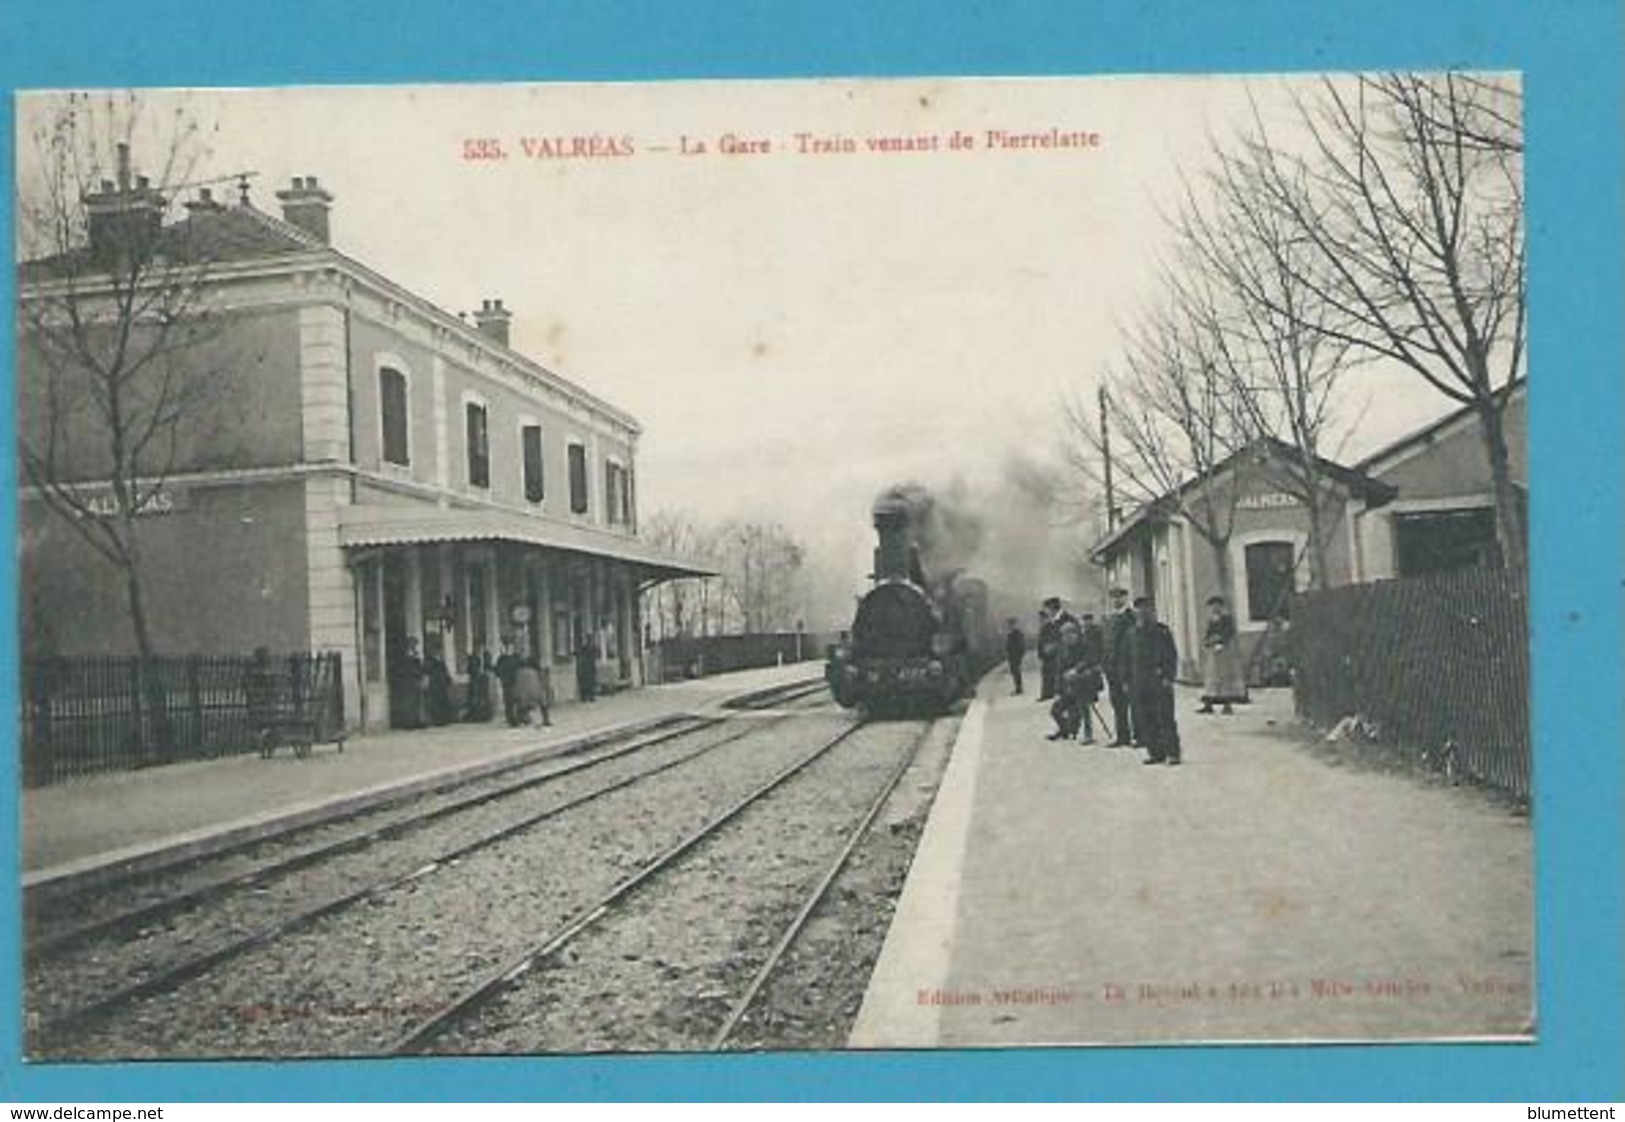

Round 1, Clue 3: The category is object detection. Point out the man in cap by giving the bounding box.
[1047,620,1085,740]
[1102,587,1137,746]
[1128,595,1182,765]
[1048,617,1104,743]
[1004,616,1028,695]
[1070,611,1107,744]
[1035,598,1060,702]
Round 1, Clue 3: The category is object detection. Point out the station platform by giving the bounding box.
[850,666,1534,1048]
[21,663,824,890]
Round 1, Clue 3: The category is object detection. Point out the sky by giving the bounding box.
[16,76,1464,621]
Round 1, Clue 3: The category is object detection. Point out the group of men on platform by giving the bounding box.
[1003,588,1185,766]
[386,632,608,731]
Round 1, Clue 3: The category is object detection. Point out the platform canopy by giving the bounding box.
[337,506,715,583]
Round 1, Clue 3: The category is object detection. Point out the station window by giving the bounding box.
[1244,541,1297,623]
[568,442,589,515]
[552,607,575,664]
[605,461,626,525]
[379,368,410,467]
[522,424,545,504]
[1394,508,1499,577]
[466,402,490,490]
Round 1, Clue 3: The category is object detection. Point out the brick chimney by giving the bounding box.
[83,142,167,265]
[274,175,334,243]
[473,298,512,347]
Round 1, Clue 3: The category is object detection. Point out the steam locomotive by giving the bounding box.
[826,494,999,717]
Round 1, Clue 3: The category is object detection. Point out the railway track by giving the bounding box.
[28,679,830,1057]
[410,716,939,1056]
[707,727,923,1050]
[28,677,828,955]
[26,717,720,962]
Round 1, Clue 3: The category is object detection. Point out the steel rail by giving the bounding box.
[707,720,933,1050]
[27,715,722,965]
[29,712,790,1054]
[386,718,866,1055]
[29,678,825,942]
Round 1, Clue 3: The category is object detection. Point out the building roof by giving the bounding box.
[338,506,716,583]
[18,195,643,436]
[1356,380,1527,476]
[1089,436,1396,561]
[18,202,320,282]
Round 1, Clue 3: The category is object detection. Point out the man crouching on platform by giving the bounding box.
[1047,619,1104,745]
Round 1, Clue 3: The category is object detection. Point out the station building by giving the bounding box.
[17,161,708,729]
[1349,384,1528,582]
[1089,387,1528,681]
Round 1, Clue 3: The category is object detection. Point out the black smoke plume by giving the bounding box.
[874,458,1101,623]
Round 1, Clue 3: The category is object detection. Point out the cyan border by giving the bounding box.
[1,0,1619,1102]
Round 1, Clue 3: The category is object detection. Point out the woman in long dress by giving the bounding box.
[1198,595,1247,715]
[512,656,554,727]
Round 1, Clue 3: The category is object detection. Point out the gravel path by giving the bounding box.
[41,711,854,1059]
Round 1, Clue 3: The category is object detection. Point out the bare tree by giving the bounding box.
[639,510,716,640]
[716,520,807,633]
[1171,163,1365,590]
[1234,74,1527,576]
[641,513,817,638]
[16,92,233,658]
[1062,282,1258,599]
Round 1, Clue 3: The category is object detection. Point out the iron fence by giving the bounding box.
[21,652,344,786]
[1290,568,1530,798]
[648,632,836,682]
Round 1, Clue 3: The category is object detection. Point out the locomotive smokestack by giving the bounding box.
[871,499,912,582]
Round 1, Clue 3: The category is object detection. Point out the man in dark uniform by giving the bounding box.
[1035,599,1060,702]
[1038,596,1079,701]
[575,632,599,702]
[1004,617,1027,695]
[389,636,426,730]
[493,636,522,726]
[1103,587,1137,747]
[1076,611,1106,743]
[1128,596,1182,766]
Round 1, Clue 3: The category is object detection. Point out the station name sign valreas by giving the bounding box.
[1237,491,1301,511]
[68,484,188,519]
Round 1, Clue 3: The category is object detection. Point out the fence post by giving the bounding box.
[23,660,53,787]
[328,652,345,732]
[186,656,203,756]
[128,656,147,765]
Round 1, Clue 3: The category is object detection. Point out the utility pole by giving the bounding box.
[1099,386,1116,530]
